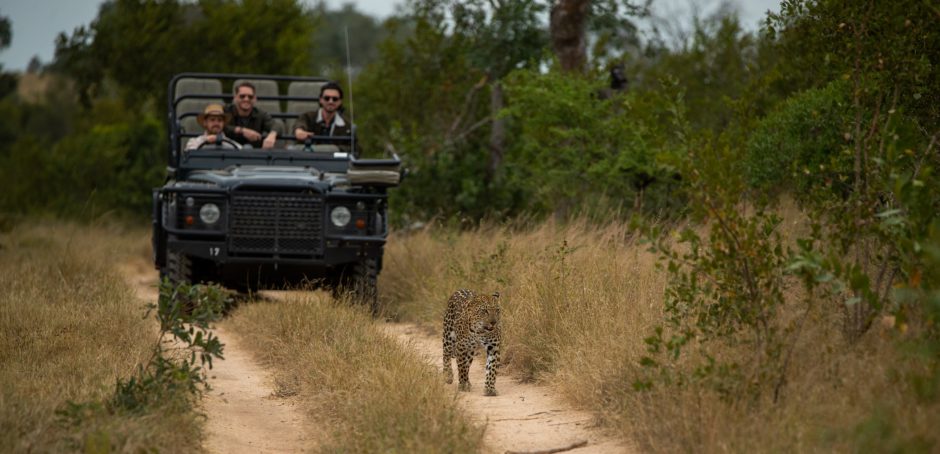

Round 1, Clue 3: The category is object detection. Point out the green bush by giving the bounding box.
[745,80,852,195]
[0,100,164,219]
[502,68,684,217]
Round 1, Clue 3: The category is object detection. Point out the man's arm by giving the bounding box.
[262,131,277,148]
[185,135,206,150]
[259,110,277,148]
[291,112,314,142]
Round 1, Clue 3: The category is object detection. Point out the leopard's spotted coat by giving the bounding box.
[442,289,501,396]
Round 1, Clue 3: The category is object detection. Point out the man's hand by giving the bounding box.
[262,132,277,149]
[238,126,262,142]
[206,134,218,143]
[294,129,310,141]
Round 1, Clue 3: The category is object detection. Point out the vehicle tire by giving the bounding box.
[333,258,378,314]
[162,249,193,286]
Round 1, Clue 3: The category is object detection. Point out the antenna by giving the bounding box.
[344,26,355,155]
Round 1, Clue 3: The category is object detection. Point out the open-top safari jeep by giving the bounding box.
[152,73,401,310]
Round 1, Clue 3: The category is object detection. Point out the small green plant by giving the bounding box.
[58,279,231,422]
[635,130,810,402]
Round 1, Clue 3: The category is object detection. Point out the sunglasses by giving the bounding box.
[321,96,341,102]
[237,94,255,99]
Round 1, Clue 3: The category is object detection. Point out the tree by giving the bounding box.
[308,2,385,75]
[0,14,10,50]
[444,0,547,179]
[550,0,589,72]
[53,0,314,108]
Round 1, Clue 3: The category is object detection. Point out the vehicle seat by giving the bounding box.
[286,81,324,136]
[174,78,224,150]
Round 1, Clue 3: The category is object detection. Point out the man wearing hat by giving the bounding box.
[186,103,242,150]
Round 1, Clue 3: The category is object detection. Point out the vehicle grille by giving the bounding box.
[229,191,324,256]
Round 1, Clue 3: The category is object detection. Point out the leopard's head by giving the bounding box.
[470,292,501,334]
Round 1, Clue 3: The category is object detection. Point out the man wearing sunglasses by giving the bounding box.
[224,81,278,149]
[292,81,358,155]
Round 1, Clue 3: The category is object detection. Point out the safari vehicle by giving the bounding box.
[152,73,401,309]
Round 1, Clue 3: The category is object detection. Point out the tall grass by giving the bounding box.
[380,214,940,452]
[0,222,203,452]
[227,292,484,453]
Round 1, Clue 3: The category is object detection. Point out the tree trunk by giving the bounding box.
[550,0,590,73]
[487,80,505,181]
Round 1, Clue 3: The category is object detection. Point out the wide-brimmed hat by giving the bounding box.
[197,103,231,127]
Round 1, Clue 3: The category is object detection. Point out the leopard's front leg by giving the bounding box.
[483,339,500,396]
[457,343,473,392]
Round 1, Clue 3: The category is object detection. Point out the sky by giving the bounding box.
[0,0,781,72]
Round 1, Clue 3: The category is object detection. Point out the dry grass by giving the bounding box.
[380,211,939,453]
[0,222,203,452]
[227,291,485,453]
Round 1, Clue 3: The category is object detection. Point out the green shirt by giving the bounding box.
[223,105,274,148]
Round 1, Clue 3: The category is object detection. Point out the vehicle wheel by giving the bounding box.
[162,250,193,286]
[334,258,378,314]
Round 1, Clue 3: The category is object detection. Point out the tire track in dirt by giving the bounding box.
[383,323,632,454]
[122,262,312,453]
[200,324,311,453]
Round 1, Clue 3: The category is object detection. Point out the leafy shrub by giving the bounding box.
[745,80,852,195]
[59,280,231,425]
[636,133,804,402]
[502,68,685,217]
[0,100,164,219]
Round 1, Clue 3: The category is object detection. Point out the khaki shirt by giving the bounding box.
[185,132,241,151]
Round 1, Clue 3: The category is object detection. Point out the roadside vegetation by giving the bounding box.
[227,293,484,452]
[0,0,936,452]
[380,208,939,452]
[0,223,209,452]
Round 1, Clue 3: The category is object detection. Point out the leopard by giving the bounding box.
[442,289,501,396]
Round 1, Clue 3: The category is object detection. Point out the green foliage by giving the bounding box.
[635,11,769,132]
[503,68,683,216]
[59,280,230,424]
[54,0,314,108]
[745,80,852,194]
[0,99,164,218]
[636,133,801,402]
[766,0,940,131]
[444,0,547,78]
[194,0,312,76]
[632,0,940,411]
[0,13,10,50]
[766,0,940,343]
[110,280,230,412]
[308,2,385,74]
[356,10,504,220]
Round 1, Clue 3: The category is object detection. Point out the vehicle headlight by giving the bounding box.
[330,206,351,227]
[199,203,221,224]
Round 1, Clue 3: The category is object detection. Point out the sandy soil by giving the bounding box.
[383,323,631,454]
[200,325,312,454]
[122,263,312,453]
[123,259,629,453]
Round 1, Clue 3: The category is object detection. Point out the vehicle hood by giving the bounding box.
[183,165,345,190]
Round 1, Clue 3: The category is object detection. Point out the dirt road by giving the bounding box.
[123,263,312,453]
[201,325,312,453]
[125,261,627,453]
[384,323,629,454]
